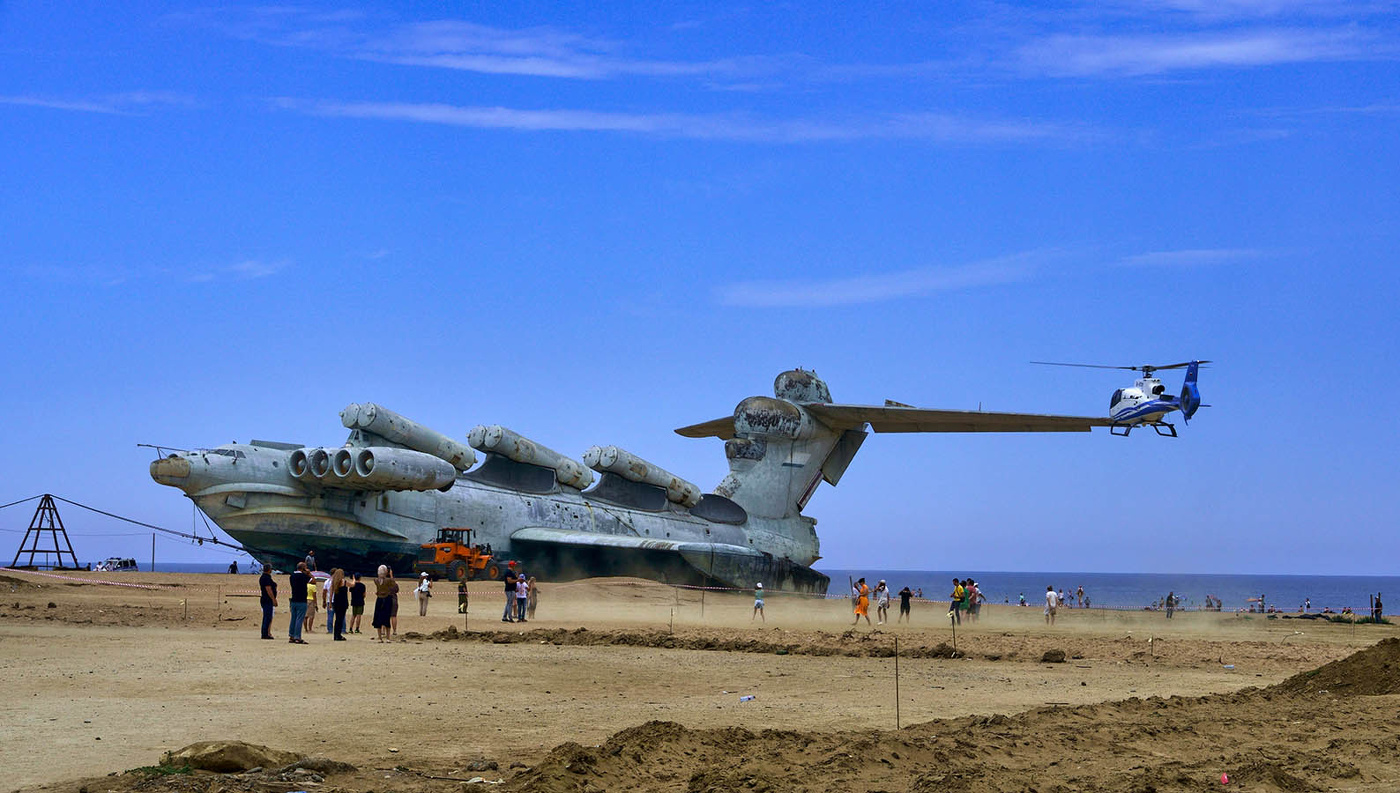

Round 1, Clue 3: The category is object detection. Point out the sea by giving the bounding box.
[111,562,1394,613]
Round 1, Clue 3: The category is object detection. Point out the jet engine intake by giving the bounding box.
[582,445,702,507]
[340,403,477,471]
[468,424,594,490]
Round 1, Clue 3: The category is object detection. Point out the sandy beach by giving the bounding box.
[4,569,1398,792]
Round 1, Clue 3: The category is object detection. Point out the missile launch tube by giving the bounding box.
[349,447,457,491]
[468,424,594,490]
[582,445,702,507]
[340,403,477,471]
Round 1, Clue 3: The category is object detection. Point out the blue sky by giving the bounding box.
[2,1,1397,574]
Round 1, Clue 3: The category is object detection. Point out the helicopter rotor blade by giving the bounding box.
[1031,360,1212,373]
[1150,360,1212,371]
[1030,361,1142,371]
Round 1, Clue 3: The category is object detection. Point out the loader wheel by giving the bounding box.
[486,563,501,581]
[447,561,469,582]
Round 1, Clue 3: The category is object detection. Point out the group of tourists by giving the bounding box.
[849,577,916,625]
[258,561,368,643]
[257,549,543,643]
[947,578,985,625]
[500,565,538,623]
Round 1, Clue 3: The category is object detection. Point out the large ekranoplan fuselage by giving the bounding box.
[162,441,829,592]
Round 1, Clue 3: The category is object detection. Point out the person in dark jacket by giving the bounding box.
[258,565,277,639]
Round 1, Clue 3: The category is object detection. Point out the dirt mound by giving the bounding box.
[1275,637,1400,696]
[162,740,299,772]
[419,625,966,659]
[507,643,1400,793]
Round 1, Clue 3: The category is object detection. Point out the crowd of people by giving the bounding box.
[844,578,922,625]
[256,550,541,643]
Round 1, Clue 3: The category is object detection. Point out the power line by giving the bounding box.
[2,492,263,557]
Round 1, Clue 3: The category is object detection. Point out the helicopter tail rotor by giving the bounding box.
[1179,361,1204,421]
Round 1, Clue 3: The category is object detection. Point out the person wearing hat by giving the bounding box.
[415,572,432,616]
[752,582,765,622]
[874,580,890,625]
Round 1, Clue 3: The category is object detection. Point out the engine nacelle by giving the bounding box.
[582,445,702,507]
[341,403,477,471]
[349,447,457,491]
[468,424,594,490]
[289,446,454,491]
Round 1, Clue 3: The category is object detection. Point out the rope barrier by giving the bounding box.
[0,566,170,590]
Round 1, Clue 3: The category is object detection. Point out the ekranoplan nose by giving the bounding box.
[150,455,192,487]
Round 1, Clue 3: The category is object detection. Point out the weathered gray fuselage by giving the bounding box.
[151,370,866,593]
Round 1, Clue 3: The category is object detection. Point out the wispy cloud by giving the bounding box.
[1018,28,1368,77]
[179,259,288,282]
[718,254,1044,308]
[0,91,195,115]
[19,258,287,286]
[1120,248,1264,266]
[274,97,1094,144]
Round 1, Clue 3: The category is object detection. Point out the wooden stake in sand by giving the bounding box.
[950,606,957,654]
[894,635,901,730]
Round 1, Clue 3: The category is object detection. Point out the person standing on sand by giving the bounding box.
[516,572,530,622]
[323,574,335,633]
[526,577,538,620]
[387,569,400,635]
[502,567,518,623]
[416,572,432,617]
[458,579,469,614]
[852,578,871,626]
[897,585,913,623]
[303,573,319,634]
[1165,591,1176,619]
[967,579,983,623]
[1374,593,1384,621]
[372,565,393,642]
[874,580,890,625]
[287,562,309,644]
[330,569,349,641]
[753,582,765,622]
[349,573,366,634]
[305,550,316,572]
[258,564,277,640]
[1045,585,1059,625]
[1077,585,1084,608]
[949,579,965,626]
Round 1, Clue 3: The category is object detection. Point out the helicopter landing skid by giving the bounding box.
[1110,422,1178,438]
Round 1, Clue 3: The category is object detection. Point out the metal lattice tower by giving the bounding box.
[10,494,80,570]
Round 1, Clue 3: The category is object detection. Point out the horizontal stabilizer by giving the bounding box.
[674,416,737,440]
[805,403,1114,433]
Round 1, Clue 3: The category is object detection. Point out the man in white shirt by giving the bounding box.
[1045,585,1059,625]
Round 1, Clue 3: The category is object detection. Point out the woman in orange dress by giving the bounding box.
[852,577,871,625]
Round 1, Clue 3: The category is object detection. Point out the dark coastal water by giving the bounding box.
[818,569,1396,613]
[116,562,1395,614]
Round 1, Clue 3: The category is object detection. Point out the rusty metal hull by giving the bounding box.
[185,467,828,592]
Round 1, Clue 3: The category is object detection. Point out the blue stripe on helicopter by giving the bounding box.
[1112,401,1178,422]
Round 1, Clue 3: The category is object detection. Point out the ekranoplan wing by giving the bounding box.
[676,404,1112,438]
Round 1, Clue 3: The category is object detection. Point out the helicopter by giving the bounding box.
[1031,360,1210,437]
